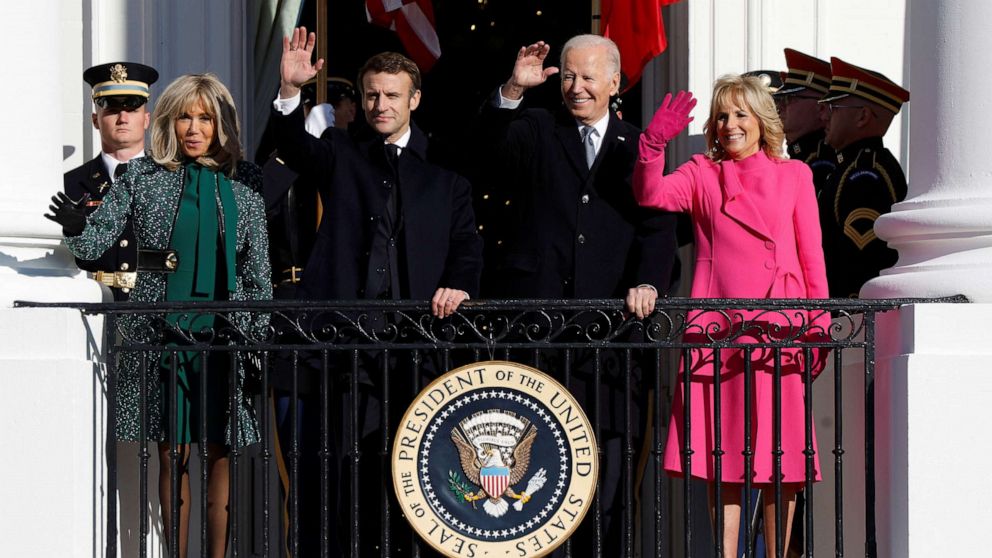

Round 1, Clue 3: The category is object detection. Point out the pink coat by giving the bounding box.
[634,146,828,483]
[634,148,827,304]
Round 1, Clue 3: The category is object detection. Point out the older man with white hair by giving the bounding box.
[482,35,678,313]
[479,34,679,554]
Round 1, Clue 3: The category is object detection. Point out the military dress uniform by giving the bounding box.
[64,61,159,300]
[64,157,139,299]
[819,137,906,298]
[818,57,910,298]
[787,130,835,199]
[774,48,837,200]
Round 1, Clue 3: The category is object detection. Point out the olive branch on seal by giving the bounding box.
[448,470,477,508]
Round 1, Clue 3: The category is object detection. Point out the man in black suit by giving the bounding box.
[273,27,482,311]
[481,37,678,313]
[269,27,483,556]
[480,36,679,555]
[63,62,158,300]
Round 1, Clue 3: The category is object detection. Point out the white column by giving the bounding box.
[861,3,992,557]
[0,0,105,306]
[0,3,114,557]
[861,0,992,302]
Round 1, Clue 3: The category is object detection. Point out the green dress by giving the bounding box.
[160,163,241,444]
[64,157,271,447]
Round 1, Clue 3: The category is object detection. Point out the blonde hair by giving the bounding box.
[150,73,243,174]
[703,74,785,162]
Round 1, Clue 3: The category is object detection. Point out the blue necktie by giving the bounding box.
[581,126,598,168]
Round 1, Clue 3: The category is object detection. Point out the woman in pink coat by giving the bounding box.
[633,75,829,555]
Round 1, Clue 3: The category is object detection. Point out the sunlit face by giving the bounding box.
[92,103,150,152]
[823,101,863,151]
[174,99,216,159]
[714,99,762,160]
[777,93,826,144]
[560,45,621,126]
[362,71,421,142]
[334,97,357,129]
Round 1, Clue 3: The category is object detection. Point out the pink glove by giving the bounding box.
[643,91,696,146]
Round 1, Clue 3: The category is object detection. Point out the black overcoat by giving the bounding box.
[269,105,483,301]
[479,94,679,298]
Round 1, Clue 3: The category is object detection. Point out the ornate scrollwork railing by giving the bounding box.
[18,296,966,351]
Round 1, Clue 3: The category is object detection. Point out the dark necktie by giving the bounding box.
[384,143,400,176]
[114,162,128,181]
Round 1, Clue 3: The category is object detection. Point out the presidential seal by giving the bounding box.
[392,361,598,558]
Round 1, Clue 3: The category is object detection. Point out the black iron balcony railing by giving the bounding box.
[17,296,966,558]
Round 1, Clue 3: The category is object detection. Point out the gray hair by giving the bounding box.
[560,34,621,76]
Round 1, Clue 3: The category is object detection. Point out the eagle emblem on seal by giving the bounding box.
[448,410,548,518]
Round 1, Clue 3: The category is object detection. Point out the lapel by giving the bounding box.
[81,156,112,198]
[157,164,187,248]
[593,113,629,175]
[718,158,773,241]
[357,124,433,217]
[396,123,432,217]
[554,111,588,178]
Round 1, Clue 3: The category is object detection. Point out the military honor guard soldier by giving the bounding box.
[818,57,910,298]
[774,48,837,199]
[63,61,158,300]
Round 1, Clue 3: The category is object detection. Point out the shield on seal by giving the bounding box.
[479,465,510,498]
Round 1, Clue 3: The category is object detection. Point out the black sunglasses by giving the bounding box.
[96,96,148,111]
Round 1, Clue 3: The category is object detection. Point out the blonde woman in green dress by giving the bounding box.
[48,73,271,558]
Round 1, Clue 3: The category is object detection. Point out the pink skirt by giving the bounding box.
[662,346,822,485]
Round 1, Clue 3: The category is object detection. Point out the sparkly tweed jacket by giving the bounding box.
[64,157,272,445]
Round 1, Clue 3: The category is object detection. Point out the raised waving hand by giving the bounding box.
[643,91,697,146]
[279,26,325,99]
[500,41,560,100]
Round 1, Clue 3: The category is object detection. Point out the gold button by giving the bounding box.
[120,263,130,271]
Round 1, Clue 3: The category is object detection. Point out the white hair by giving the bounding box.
[560,34,621,76]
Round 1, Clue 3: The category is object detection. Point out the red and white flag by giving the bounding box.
[366,0,442,72]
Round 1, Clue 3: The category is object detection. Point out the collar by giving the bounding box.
[835,136,884,166]
[789,129,826,158]
[101,150,145,182]
[385,127,413,152]
[576,112,610,137]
